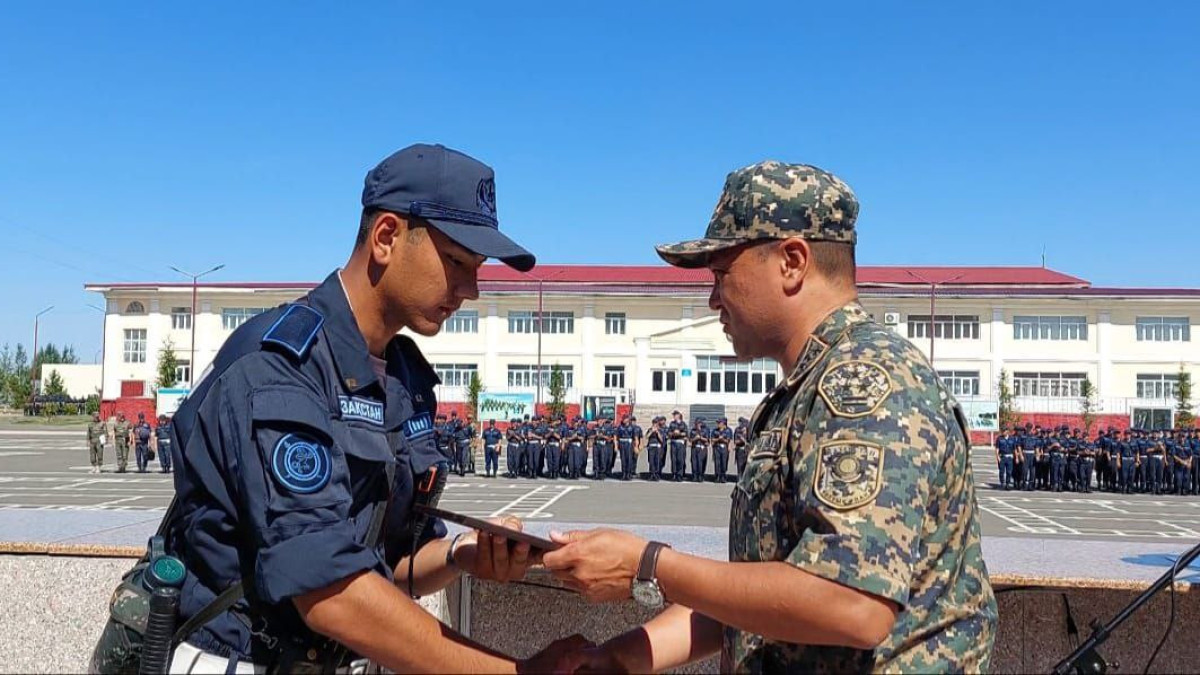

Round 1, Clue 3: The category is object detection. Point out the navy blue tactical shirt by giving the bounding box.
[166,271,446,661]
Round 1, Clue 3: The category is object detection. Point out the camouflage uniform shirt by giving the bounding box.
[723,302,997,673]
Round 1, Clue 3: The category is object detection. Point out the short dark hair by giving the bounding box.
[355,208,381,248]
[808,240,856,286]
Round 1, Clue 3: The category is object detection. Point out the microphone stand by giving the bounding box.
[1052,540,1200,674]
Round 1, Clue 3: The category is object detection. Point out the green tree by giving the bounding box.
[1079,376,1098,435]
[467,371,483,419]
[44,369,66,396]
[6,344,31,406]
[547,365,567,419]
[156,339,180,391]
[997,369,1019,431]
[1176,366,1195,429]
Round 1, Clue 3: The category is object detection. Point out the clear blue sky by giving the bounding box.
[2,1,1198,362]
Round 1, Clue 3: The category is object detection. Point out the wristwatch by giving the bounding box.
[631,541,669,609]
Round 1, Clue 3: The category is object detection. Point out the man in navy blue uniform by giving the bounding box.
[505,418,523,478]
[667,410,688,482]
[124,144,587,673]
[132,412,154,473]
[615,416,635,481]
[689,418,710,483]
[733,416,749,477]
[645,417,666,481]
[711,417,732,483]
[152,414,174,473]
[481,419,503,478]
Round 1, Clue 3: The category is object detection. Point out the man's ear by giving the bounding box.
[369,212,404,265]
[779,237,812,293]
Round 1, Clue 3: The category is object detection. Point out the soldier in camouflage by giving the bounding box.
[112,412,132,473]
[542,160,997,674]
[87,413,107,474]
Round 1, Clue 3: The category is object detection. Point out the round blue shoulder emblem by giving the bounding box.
[271,433,332,493]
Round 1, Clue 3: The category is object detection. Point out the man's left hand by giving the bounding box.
[455,517,535,583]
[540,528,648,603]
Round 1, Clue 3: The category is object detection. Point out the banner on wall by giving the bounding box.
[582,396,616,422]
[477,392,535,421]
[959,399,999,432]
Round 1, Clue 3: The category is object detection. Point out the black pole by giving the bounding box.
[1052,540,1200,674]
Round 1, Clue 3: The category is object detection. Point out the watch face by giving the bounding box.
[632,580,664,608]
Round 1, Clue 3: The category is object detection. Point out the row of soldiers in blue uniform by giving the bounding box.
[435,410,755,482]
[994,425,1199,495]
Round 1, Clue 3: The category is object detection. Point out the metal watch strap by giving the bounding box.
[637,541,668,582]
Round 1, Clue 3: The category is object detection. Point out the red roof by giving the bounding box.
[85,264,1104,293]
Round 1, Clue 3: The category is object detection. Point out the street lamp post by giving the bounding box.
[30,305,54,401]
[903,271,966,365]
[524,269,567,411]
[170,264,225,387]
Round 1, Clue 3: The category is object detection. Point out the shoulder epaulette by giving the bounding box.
[262,304,324,360]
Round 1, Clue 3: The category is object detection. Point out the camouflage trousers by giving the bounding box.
[115,442,129,472]
[89,442,104,468]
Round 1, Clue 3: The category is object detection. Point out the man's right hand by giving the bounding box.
[549,644,630,674]
[517,634,594,673]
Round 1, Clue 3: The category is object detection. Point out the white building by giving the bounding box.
[86,264,1200,427]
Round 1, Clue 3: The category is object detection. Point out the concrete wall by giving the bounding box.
[40,364,101,399]
[5,553,1196,674]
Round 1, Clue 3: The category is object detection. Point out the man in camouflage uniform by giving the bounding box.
[87,413,107,474]
[112,411,132,473]
[542,160,997,673]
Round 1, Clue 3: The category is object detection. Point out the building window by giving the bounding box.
[125,301,146,315]
[174,360,191,386]
[695,356,779,394]
[1013,372,1087,398]
[1013,316,1087,341]
[171,307,192,331]
[443,310,479,334]
[603,366,626,389]
[937,370,981,397]
[434,363,478,387]
[651,369,677,392]
[222,307,267,330]
[1136,373,1180,400]
[907,315,980,340]
[1136,317,1191,342]
[123,329,147,363]
[604,312,627,335]
[507,365,574,389]
[507,311,575,334]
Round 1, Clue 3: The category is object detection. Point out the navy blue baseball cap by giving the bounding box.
[362,143,536,272]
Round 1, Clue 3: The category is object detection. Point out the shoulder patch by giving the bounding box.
[271,432,332,493]
[818,360,893,418]
[262,304,323,360]
[815,440,884,510]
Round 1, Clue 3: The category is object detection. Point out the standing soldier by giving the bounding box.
[505,418,524,478]
[482,419,502,478]
[615,416,635,481]
[733,416,749,477]
[1017,427,1038,491]
[645,417,666,482]
[1146,435,1165,495]
[454,414,475,476]
[667,411,688,482]
[132,412,154,473]
[545,418,562,480]
[592,417,613,480]
[995,427,1015,490]
[566,417,586,479]
[630,416,644,480]
[153,414,174,473]
[689,418,710,483]
[1190,429,1200,495]
[434,413,452,464]
[711,418,732,483]
[1078,434,1095,494]
[529,415,548,478]
[87,412,107,474]
[1172,438,1192,495]
[1117,430,1136,494]
[112,411,131,473]
[1048,439,1066,492]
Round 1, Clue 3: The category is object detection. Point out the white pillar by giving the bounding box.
[991,308,1005,395]
[1097,311,1112,398]
[581,301,596,390]
[634,337,650,403]
[484,302,500,389]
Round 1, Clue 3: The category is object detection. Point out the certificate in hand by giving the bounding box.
[413,504,562,552]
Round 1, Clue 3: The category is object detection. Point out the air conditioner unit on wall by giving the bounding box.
[883,312,901,326]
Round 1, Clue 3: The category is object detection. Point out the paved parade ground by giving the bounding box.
[3,427,1200,545]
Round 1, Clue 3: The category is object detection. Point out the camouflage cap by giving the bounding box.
[656,160,858,269]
